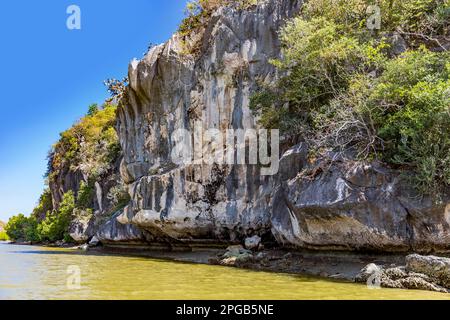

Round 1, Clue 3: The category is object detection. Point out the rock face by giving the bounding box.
[51,157,134,243]
[245,235,262,250]
[90,0,450,252]
[114,0,303,245]
[271,161,450,252]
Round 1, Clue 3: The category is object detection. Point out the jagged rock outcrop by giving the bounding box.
[112,0,303,245]
[96,210,146,245]
[93,0,450,252]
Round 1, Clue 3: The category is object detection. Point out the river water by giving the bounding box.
[0,242,449,300]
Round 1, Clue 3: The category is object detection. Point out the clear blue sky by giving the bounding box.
[0,0,186,222]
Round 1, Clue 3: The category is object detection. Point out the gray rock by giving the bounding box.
[245,235,262,250]
[88,236,100,247]
[271,161,450,252]
[115,0,303,244]
[406,254,450,288]
[95,210,147,245]
[356,258,450,294]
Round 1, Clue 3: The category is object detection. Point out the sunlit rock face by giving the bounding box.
[114,0,303,244]
[99,0,450,252]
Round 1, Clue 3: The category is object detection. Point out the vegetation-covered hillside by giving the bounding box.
[5,103,128,243]
[250,0,450,198]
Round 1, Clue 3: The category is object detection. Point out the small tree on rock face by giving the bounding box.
[104,77,128,104]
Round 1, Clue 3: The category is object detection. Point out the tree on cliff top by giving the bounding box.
[48,103,120,184]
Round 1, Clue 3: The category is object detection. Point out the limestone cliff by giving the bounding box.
[52,0,450,253]
[107,0,302,246]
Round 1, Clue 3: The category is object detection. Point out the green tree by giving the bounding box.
[87,103,99,116]
[5,214,39,242]
[32,188,53,221]
[37,191,75,242]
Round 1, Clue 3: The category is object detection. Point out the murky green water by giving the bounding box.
[0,243,449,300]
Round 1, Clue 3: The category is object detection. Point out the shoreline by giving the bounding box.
[3,241,402,283]
[4,241,450,292]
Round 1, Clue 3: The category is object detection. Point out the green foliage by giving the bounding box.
[0,231,9,241]
[250,0,450,198]
[5,214,27,240]
[369,48,450,195]
[87,103,99,116]
[178,0,209,37]
[0,220,9,241]
[32,188,53,221]
[5,214,39,242]
[76,180,95,209]
[37,191,75,242]
[49,103,120,183]
[250,16,384,134]
[303,0,449,37]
